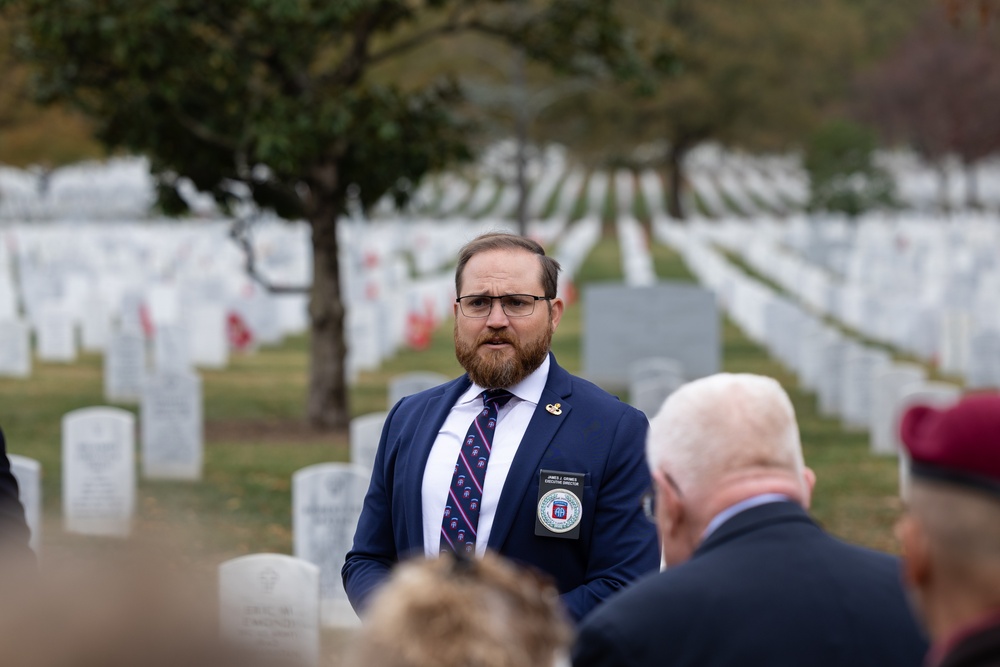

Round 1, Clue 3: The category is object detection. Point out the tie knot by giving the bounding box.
[482,389,514,409]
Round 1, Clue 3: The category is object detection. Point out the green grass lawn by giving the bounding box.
[0,230,905,663]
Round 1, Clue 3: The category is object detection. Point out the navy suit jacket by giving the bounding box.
[342,355,659,621]
[573,502,928,667]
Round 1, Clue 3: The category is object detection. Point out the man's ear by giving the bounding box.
[801,466,817,509]
[653,468,684,537]
[549,297,564,330]
[896,513,931,588]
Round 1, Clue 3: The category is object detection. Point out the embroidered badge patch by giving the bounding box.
[537,488,583,534]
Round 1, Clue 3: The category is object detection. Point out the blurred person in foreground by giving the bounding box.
[348,551,572,667]
[897,392,1000,667]
[573,372,927,667]
[343,232,658,622]
[0,426,35,569]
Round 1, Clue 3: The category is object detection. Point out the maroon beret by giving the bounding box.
[900,392,1000,496]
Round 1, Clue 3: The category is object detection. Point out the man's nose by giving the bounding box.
[485,299,510,327]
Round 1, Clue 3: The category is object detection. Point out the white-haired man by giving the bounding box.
[573,373,927,667]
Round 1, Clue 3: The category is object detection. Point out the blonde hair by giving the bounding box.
[349,552,571,667]
[647,373,804,495]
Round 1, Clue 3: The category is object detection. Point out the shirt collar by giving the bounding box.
[702,493,793,542]
[461,354,550,407]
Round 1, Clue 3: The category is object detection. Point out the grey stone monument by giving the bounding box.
[583,282,719,389]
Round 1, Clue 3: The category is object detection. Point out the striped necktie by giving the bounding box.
[440,389,514,555]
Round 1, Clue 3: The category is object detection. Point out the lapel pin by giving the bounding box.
[545,403,562,415]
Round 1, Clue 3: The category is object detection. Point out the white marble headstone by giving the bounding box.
[153,323,192,373]
[141,371,202,480]
[839,347,891,430]
[349,412,388,473]
[292,463,369,627]
[967,330,1000,389]
[188,303,228,369]
[35,306,76,363]
[387,372,449,407]
[0,319,31,378]
[79,291,111,352]
[817,338,850,418]
[104,329,147,403]
[870,363,926,456]
[62,407,135,537]
[218,553,320,667]
[8,454,41,554]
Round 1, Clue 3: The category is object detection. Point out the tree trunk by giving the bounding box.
[306,189,349,430]
[965,161,979,209]
[937,161,951,213]
[666,141,690,220]
[513,47,529,237]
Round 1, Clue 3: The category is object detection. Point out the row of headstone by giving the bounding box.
[617,217,656,286]
[717,214,1000,389]
[652,218,963,470]
[61,389,204,538]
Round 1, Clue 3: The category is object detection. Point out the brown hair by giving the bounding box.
[348,552,572,667]
[455,233,561,299]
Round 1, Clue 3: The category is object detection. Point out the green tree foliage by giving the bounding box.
[536,0,927,219]
[0,17,102,166]
[804,119,895,217]
[5,0,635,429]
[857,6,1000,208]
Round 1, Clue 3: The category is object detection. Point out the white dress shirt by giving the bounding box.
[422,355,551,557]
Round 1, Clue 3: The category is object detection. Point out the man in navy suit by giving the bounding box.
[343,232,659,622]
[573,373,928,667]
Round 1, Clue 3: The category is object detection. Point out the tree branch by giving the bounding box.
[364,3,519,69]
[172,110,240,152]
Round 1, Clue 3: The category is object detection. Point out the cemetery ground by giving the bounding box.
[0,232,902,663]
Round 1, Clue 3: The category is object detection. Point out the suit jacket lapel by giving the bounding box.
[401,376,471,552]
[487,355,573,550]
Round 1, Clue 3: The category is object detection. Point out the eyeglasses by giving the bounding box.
[456,294,552,318]
[640,473,682,523]
[641,486,656,523]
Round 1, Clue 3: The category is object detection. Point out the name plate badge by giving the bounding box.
[535,469,584,539]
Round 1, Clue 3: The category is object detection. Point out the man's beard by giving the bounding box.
[454,322,552,389]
